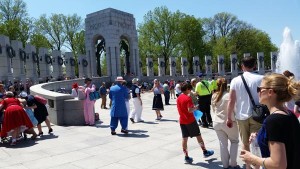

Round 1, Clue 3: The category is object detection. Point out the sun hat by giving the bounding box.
[115,76,126,82]
[5,91,14,97]
[132,78,139,84]
[19,91,28,98]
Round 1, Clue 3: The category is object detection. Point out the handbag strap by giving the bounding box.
[241,74,256,107]
[201,81,211,94]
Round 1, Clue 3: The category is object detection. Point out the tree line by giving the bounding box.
[0,1,277,76]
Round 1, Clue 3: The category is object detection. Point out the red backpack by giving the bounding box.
[34,95,47,105]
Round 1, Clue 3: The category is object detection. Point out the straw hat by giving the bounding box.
[115,76,126,82]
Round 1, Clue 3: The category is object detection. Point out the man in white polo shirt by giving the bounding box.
[226,56,263,169]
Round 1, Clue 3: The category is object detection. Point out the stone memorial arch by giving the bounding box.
[85,8,141,79]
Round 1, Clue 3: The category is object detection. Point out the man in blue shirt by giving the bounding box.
[109,77,129,135]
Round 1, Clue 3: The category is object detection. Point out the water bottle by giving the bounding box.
[250,137,261,157]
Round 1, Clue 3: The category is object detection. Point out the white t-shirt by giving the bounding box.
[175,84,181,94]
[230,72,263,120]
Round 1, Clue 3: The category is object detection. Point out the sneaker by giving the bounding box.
[203,150,214,158]
[111,131,117,135]
[184,156,193,164]
[130,118,135,123]
[121,129,128,134]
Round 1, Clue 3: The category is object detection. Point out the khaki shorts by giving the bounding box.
[237,117,262,146]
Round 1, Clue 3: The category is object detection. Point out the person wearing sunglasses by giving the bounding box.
[240,73,300,169]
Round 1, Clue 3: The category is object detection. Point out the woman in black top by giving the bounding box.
[240,73,300,169]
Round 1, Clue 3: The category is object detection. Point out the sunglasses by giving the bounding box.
[257,86,273,93]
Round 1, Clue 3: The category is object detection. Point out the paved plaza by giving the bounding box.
[0,92,245,169]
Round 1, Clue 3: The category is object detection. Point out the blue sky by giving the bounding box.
[24,0,300,48]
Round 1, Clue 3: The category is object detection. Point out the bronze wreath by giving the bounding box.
[82,59,88,67]
[0,44,2,54]
[206,59,212,65]
[231,58,237,64]
[160,61,165,67]
[32,52,38,63]
[19,49,26,61]
[183,60,188,67]
[259,56,264,63]
[6,45,15,58]
[272,55,277,62]
[219,58,224,64]
[148,61,153,68]
[194,60,199,66]
[58,57,64,66]
[139,61,142,68]
[171,61,176,67]
[45,54,52,64]
[70,58,75,66]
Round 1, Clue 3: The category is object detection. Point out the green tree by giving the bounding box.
[138,6,182,73]
[0,0,32,43]
[0,0,27,22]
[35,14,66,50]
[62,14,83,52]
[29,33,51,50]
[178,15,205,73]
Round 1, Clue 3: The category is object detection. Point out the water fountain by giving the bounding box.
[276,27,300,80]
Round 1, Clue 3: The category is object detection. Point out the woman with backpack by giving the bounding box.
[19,91,53,136]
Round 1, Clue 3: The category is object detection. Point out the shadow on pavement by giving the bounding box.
[117,129,149,138]
[190,158,223,168]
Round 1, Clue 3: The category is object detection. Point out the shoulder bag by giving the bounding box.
[241,75,270,123]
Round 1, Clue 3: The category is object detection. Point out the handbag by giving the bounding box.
[241,75,270,123]
[89,91,100,101]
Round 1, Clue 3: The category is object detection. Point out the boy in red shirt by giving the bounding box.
[177,83,214,163]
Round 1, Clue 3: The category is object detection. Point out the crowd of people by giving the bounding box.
[1,56,300,168]
[67,56,300,168]
[0,82,53,146]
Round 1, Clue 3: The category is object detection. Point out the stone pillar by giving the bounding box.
[106,45,117,78]
[11,40,25,81]
[205,55,212,78]
[218,55,225,76]
[87,50,93,77]
[78,55,84,78]
[146,57,154,76]
[135,49,141,77]
[25,44,38,82]
[270,52,278,72]
[193,56,200,75]
[158,58,165,76]
[181,57,188,76]
[169,57,176,76]
[230,54,238,77]
[115,46,121,76]
[78,55,88,78]
[257,52,265,74]
[106,46,113,77]
[0,35,13,81]
[51,50,64,80]
[38,48,51,81]
[65,52,75,79]
[138,59,143,77]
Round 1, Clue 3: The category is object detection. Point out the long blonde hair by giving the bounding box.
[214,77,227,103]
[262,73,300,102]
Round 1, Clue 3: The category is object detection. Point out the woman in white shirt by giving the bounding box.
[211,78,239,169]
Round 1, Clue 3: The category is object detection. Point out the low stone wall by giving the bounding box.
[30,77,110,126]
